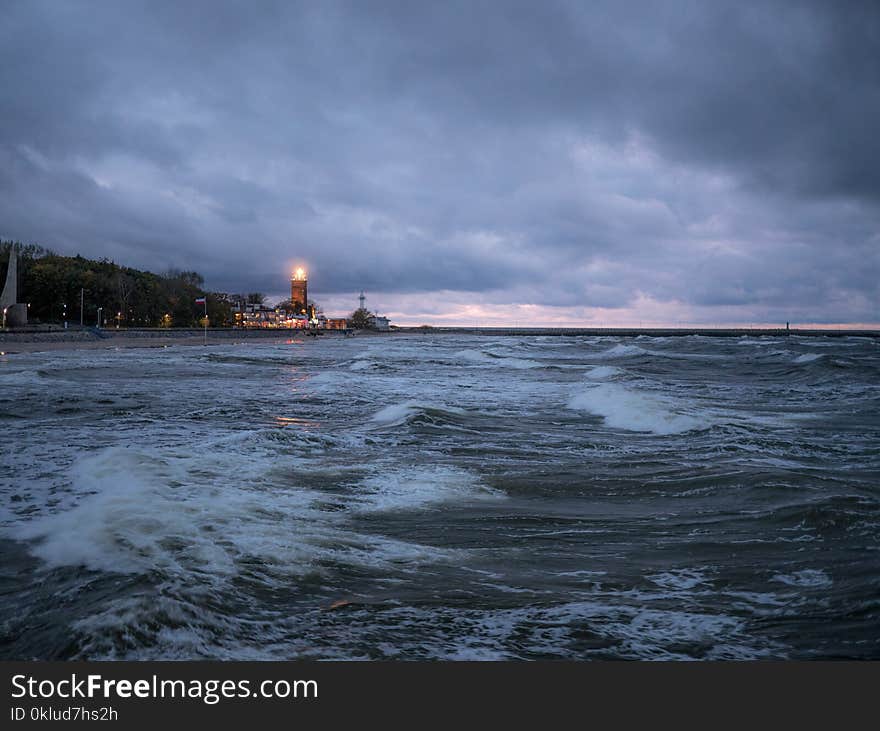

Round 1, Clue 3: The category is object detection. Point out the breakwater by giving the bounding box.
[396,326,880,338]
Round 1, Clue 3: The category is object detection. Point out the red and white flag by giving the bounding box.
[195,297,206,305]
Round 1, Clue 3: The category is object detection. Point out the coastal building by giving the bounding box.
[357,290,391,331]
[233,302,310,329]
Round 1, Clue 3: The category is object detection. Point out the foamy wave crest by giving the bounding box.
[592,344,648,359]
[0,369,78,388]
[454,349,541,369]
[568,383,712,435]
[586,365,623,380]
[354,465,504,512]
[792,353,823,364]
[11,448,317,576]
[371,400,465,425]
[737,338,779,346]
[771,569,832,588]
[11,447,449,579]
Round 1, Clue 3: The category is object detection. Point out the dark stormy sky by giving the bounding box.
[1,1,878,325]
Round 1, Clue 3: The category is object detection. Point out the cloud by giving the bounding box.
[1,0,878,324]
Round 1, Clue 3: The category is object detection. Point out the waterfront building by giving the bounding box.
[369,315,390,331]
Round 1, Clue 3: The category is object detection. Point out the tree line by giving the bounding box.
[1,240,237,327]
[1,240,383,329]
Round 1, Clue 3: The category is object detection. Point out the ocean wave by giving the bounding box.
[648,569,711,591]
[592,343,728,362]
[371,400,466,426]
[0,368,80,388]
[792,353,823,364]
[9,446,451,580]
[326,598,771,660]
[0,370,41,386]
[454,349,542,369]
[591,344,648,359]
[200,353,292,366]
[737,338,781,346]
[585,365,624,380]
[353,465,504,512]
[568,383,713,434]
[771,569,832,589]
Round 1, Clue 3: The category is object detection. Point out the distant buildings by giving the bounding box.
[355,290,391,331]
[232,301,310,329]
[230,268,392,331]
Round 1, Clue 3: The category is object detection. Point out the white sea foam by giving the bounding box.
[586,365,623,380]
[307,370,340,384]
[11,445,452,580]
[792,353,823,364]
[365,598,767,661]
[592,344,648,359]
[648,569,710,591]
[349,359,373,371]
[12,448,317,576]
[354,465,504,512]
[454,349,541,369]
[371,400,464,424]
[798,339,859,347]
[771,569,832,588]
[568,383,712,434]
[737,338,779,346]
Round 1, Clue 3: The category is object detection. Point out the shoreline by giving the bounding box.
[0,328,343,354]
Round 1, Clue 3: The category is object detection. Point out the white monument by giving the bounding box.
[1,244,27,327]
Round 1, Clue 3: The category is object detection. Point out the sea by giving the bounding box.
[1,333,878,660]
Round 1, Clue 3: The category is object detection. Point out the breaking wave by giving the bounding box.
[586,365,624,380]
[568,383,713,435]
[353,465,504,512]
[371,400,467,426]
[592,344,648,359]
[10,446,452,581]
[454,349,542,369]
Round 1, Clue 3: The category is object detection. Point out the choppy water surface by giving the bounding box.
[1,333,878,659]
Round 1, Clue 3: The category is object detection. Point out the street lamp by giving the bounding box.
[97,307,103,328]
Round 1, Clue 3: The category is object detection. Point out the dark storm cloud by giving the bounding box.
[0,0,877,321]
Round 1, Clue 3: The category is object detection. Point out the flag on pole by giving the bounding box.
[196,296,208,344]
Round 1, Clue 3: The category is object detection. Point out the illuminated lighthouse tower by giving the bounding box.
[290,267,308,315]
